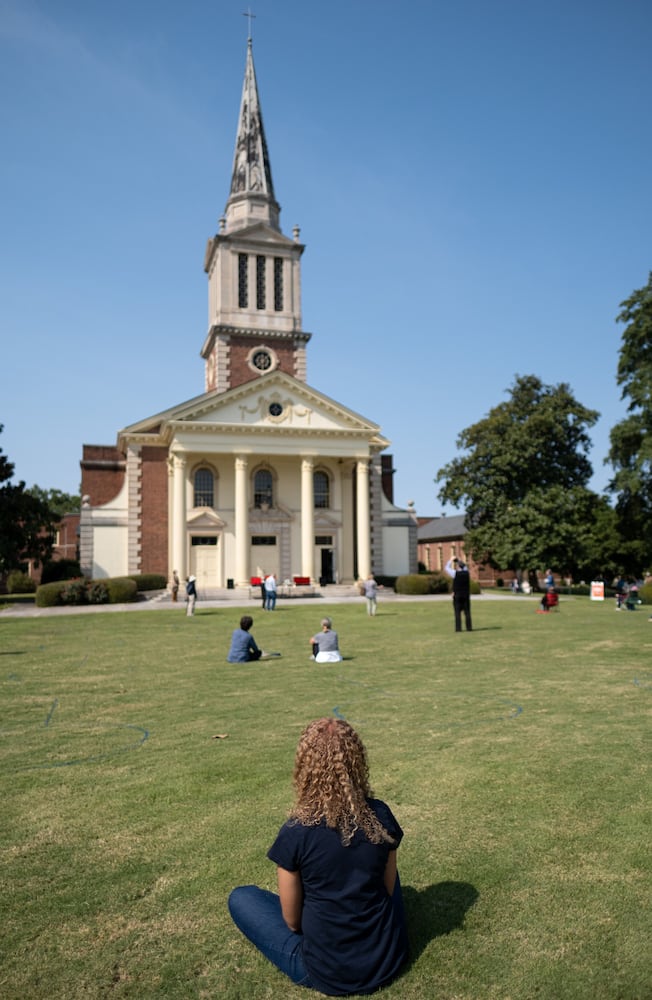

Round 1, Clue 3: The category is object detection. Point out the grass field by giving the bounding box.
[1,595,650,999]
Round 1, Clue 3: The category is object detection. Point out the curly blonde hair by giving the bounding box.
[289,718,395,846]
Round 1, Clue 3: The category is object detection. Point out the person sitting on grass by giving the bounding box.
[228,717,408,996]
[539,587,559,612]
[309,617,343,663]
[227,615,263,662]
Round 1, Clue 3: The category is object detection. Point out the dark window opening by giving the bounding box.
[238,253,248,308]
[314,471,330,509]
[194,468,214,508]
[256,255,266,309]
[254,469,274,508]
[274,257,283,311]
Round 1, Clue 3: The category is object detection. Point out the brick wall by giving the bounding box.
[418,536,503,586]
[229,336,297,388]
[81,445,126,506]
[140,446,168,573]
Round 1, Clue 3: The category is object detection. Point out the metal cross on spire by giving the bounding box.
[242,7,256,40]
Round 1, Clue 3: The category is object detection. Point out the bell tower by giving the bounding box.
[201,38,311,394]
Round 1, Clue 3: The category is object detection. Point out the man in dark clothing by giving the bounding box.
[445,557,473,632]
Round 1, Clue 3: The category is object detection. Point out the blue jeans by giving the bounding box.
[228,876,406,991]
[265,591,276,610]
[228,886,314,988]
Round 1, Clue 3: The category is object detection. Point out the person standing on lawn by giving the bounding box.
[264,573,277,611]
[185,575,197,616]
[445,557,473,632]
[228,717,408,995]
[362,574,378,616]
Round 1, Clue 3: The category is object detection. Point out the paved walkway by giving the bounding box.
[0,589,533,619]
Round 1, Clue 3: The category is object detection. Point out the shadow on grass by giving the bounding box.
[462,626,503,632]
[403,881,479,962]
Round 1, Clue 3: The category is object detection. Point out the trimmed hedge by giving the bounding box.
[89,582,109,604]
[35,576,139,607]
[6,570,36,594]
[395,573,450,595]
[35,581,68,607]
[396,573,482,596]
[638,583,652,605]
[129,573,167,592]
[105,577,139,603]
[60,580,88,605]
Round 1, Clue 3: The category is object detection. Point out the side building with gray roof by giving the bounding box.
[417,515,504,588]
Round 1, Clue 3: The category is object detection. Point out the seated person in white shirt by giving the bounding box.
[309,617,343,663]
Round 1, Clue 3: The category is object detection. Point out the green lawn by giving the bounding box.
[1,596,650,999]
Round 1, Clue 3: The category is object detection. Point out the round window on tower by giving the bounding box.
[252,349,272,371]
[269,402,283,418]
[247,345,279,376]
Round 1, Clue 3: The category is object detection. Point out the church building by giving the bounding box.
[79,39,416,590]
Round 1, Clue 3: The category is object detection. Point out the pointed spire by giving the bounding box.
[224,38,280,232]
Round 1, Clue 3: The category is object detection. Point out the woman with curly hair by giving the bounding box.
[228,718,408,995]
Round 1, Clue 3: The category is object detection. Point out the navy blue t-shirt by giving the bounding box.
[267,798,408,996]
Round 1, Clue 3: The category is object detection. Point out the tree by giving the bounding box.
[607,271,652,570]
[436,375,601,582]
[26,485,81,517]
[0,426,58,574]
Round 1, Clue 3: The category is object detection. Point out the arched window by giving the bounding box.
[194,468,214,508]
[314,470,330,509]
[254,469,274,509]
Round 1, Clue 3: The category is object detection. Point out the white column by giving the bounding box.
[356,459,371,580]
[234,455,249,587]
[172,454,187,580]
[301,457,315,582]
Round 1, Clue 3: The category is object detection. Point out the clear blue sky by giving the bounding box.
[2,0,651,515]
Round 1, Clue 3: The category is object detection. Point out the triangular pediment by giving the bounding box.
[187,509,226,530]
[119,372,389,450]
[314,511,342,529]
[227,222,296,248]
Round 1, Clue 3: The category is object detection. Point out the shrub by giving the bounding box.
[638,583,652,605]
[129,573,167,592]
[88,582,109,604]
[35,582,66,607]
[395,573,450,595]
[35,576,138,607]
[375,575,397,590]
[60,580,89,605]
[104,577,138,603]
[6,570,36,594]
[496,577,504,588]
[41,559,82,584]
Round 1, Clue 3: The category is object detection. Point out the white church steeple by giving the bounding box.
[224,37,281,233]
[201,38,310,394]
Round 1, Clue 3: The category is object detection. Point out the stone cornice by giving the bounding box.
[201,324,311,358]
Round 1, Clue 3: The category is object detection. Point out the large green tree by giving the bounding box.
[0,426,58,573]
[436,375,602,581]
[607,271,652,569]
